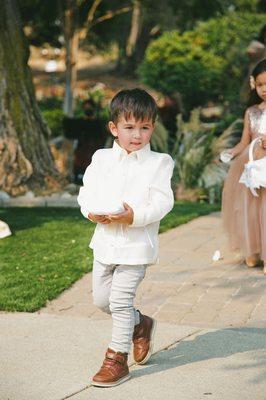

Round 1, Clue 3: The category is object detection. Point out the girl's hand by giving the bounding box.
[227,148,235,156]
[260,138,266,149]
[107,203,134,225]
[88,213,111,224]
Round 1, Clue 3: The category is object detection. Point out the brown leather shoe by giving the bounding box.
[245,254,260,268]
[91,348,130,387]
[133,312,156,365]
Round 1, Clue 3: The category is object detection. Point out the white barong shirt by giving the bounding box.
[77,140,174,265]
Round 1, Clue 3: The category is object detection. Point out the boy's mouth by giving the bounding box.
[130,141,141,145]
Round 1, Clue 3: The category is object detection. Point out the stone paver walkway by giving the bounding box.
[41,212,266,329]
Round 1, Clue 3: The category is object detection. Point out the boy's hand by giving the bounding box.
[88,214,111,224]
[107,203,134,225]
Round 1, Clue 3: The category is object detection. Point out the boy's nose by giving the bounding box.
[133,130,141,138]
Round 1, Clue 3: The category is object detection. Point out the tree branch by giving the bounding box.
[92,6,132,26]
[79,0,102,40]
[79,5,132,40]
[87,0,102,25]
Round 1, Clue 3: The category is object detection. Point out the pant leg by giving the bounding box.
[92,259,114,314]
[109,264,147,353]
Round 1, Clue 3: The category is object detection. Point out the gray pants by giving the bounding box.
[92,259,147,353]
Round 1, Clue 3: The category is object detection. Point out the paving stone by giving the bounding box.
[249,303,266,318]
[39,212,266,329]
[154,305,193,324]
[180,302,224,325]
[214,299,256,325]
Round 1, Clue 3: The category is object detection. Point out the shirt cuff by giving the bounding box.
[131,207,145,227]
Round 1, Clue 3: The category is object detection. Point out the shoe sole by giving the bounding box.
[136,318,157,365]
[90,373,131,387]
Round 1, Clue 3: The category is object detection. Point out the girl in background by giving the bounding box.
[222,59,266,274]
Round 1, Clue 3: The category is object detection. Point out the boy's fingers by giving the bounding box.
[108,212,127,219]
[108,216,122,221]
[123,202,132,211]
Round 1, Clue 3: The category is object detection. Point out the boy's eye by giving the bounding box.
[125,126,133,129]
[142,126,150,130]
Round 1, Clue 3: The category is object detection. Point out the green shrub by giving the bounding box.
[38,96,63,111]
[139,12,266,109]
[140,30,224,109]
[42,109,64,137]
[39,92,109,137]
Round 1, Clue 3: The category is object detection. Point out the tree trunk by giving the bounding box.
[116,0,142,75]
[0,0,62,196]
[63,0,79,117]
[117,0,155,76]
[126,0,141,59]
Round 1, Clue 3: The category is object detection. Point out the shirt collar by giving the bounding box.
[112,140,151,162]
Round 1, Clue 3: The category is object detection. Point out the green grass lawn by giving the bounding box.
[0,202,220,312]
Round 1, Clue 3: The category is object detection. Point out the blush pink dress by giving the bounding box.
[222,105,266,261]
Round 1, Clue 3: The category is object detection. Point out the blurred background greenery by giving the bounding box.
[2,0,266,200]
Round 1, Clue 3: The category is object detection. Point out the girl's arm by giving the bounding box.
[228,110,251,157]
[261,137,266,149]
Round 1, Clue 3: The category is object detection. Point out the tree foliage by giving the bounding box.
[139,12,266,109]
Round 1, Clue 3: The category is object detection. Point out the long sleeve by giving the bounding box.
[130,155,174,228]
[77,150,100,219]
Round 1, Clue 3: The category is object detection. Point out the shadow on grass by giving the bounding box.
[0,207,87,234]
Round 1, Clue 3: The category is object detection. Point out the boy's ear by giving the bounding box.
[108,121,118,137]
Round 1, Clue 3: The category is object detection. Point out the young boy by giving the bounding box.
[77,88,174,387]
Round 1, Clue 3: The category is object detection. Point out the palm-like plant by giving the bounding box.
[151,121,169,153]
[199,118,242,190]
[172,109,243,201]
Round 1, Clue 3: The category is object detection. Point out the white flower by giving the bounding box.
[212,250,222,261]
[250,75,256,90]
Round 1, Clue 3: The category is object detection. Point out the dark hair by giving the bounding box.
[257,25,266,44]
[109,88,157,123]
[248,58,266,106]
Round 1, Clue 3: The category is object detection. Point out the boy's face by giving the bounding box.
[109,115,154,153]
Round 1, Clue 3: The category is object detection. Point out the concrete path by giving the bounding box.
[1,213,266,400]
